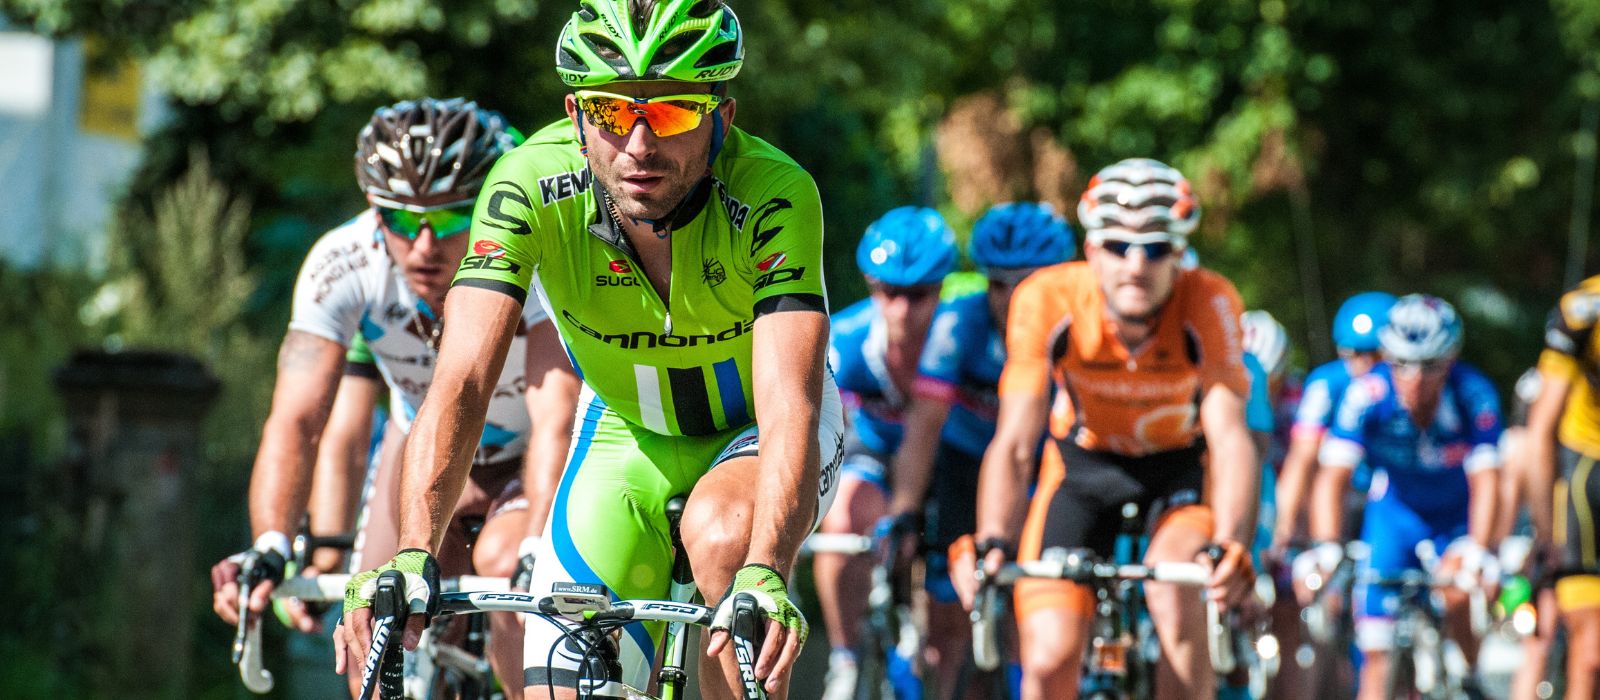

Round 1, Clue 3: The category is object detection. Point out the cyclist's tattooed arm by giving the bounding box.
[249,330,347,540]
[520,318,579,545]
[746,309,829,573]
[395,286,523,553]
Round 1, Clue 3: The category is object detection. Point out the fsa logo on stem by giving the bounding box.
[756,252,787,272]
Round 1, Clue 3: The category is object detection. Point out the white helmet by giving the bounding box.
[1379,294,1463,363]
[1241,310,1290,379]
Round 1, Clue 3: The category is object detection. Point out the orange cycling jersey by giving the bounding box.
[999,262,1250,460]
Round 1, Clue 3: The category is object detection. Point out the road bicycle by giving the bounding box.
[970,546,1211,700]
[355,496,769,700]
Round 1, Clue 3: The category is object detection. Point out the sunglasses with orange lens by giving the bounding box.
[575,90,723,138]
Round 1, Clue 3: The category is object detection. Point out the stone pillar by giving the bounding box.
[54,350,218,697]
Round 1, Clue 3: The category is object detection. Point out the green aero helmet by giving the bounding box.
[555,0,744,87]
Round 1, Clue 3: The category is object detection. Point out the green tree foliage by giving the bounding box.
[3,0,1599,690]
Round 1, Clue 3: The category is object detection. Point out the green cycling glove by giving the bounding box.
[343,549,440,624]
[711,564,808,646]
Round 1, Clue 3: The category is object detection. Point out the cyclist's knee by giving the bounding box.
[818,475,886,534]
[471,515,522,578]
[1018,608,1087,677]
[1144,504,1212,564]
[681,493,752,593]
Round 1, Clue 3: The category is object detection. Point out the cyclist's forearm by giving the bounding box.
[1208,423,1259,545]
[522,320,579,539]
[975,438,1032,542]
[1467,468,1500,547]
[1273,433,1321,543]
[747,395,821,573]
[308,377,380,536]
[887,398,952,515]
[1309,465,1351,542]
[1524,376,1567,543]
[248,332,345,537]
[249,417,324,537]
[396,390,488,552]
[523,414,573,539]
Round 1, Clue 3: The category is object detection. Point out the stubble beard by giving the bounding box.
[591,153,704,221]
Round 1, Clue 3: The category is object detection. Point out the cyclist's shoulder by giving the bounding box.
[481,120,591,203]
[1447,362,1498,399]
[1173,266,1243,310]
[1344,369,1393,410]
[299,210,388,279]
[1304,360,1352,387]
[1013,261,1090,301]
[1555,276,1600,332]
[831,297,876,337]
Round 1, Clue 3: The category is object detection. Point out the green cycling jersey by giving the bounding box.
[452,119,827,436]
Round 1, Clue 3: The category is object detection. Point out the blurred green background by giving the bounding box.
[2,0,1598,696]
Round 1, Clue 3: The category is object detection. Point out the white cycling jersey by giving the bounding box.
[289,210,549,465]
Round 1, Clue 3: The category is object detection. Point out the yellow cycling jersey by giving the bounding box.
[1540,274,1600,456]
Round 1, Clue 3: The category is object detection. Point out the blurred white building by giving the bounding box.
[0,24,166,270]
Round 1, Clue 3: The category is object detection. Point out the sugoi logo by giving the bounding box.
[756,252,786,272]
[474,240,505,258]
[609,260,632,274]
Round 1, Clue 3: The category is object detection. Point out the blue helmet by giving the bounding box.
[1331,291,1397,352]
[968,202,1075,271]
[856,206,958,286]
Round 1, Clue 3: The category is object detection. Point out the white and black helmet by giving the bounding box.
[355,97,522,212]
[1242,310,1291,379]
[1379,294,1464,363]
[1077,158,1201,237]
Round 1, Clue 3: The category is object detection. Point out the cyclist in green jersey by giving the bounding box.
[336,2,845,698]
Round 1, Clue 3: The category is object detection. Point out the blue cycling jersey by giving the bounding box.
[1294,360,1356,434]
[915,291,1004,457]
[1321,362,1502,518]
[829,297,911,455]
[1244,353,1275,435]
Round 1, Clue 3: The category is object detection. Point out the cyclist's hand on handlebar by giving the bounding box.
[210,531,290,625]
[947,535,981,610]
[1202,541,1254,609]
[1291,541,1343,606]
[333,549,439,675]
[278,565,326,633]
[875,512,923,589]
[707,564,807,693]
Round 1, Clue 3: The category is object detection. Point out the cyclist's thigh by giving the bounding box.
[925,443,982,604]
[353,420,405,572]
[698,375,847,534]
[1556,446,1600,614]
[1015,441,1143,620]
[522,397,695,692]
